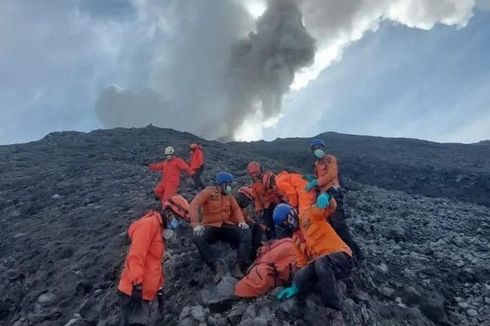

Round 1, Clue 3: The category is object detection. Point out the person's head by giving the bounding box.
[273,203,299,233]
[262,171,275,190]
[215,171,234,195]
[310,139,326,159]
[189,143,198,152]
[236,186,254,209]
[247,161,262,180]
[161,195,190,231]
[164,146,175,160]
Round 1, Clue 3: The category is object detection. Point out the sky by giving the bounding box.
[0,0,489,145]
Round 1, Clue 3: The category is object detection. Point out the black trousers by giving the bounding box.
[293,252,354,311]
[192,166,205,190]
[118,291,150,326]
[326,188,362,261]
[193,224,252,266]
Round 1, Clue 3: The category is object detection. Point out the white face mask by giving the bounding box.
[224,185,232,194]
[166,155,173,160]
[314,149,325,159]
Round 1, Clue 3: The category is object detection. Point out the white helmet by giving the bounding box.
[164,146,175,155]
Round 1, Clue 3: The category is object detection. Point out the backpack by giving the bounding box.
[234,238,297,298]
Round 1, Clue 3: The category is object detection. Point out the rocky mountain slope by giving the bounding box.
[0,126,489,326]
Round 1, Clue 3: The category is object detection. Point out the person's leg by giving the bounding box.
[154,182,165,200]
[118,291,131,326]
[314,253,354,311]
[292,263,317,295]
[193,226,219,268]
[329,211,363,261]
[219,224,252,267]
[193,166,205,189]
[162,183,178,204]
[261,206,276,239]
[128,300,150,326]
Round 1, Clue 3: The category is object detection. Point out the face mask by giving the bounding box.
[166,155,173,160]
[224,185,232,194]
[168,217,180,230]
[314,149,325,159]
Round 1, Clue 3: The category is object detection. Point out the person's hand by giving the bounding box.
[156,287,164,313]
[129,284,143,307]
[316,192,331,208]
[305,179,318,191]
[238,222,249,229]
[277,284,299,301]
[193,225,205,236]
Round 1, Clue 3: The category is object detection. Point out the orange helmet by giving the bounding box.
[238,186,255,201]
[262,171,275,189]
[190,143,198,150]
[247,161,262,177]
[165,195,190,222]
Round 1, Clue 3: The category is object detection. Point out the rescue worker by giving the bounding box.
[262,170,316,215]
[188,143,205,190]
[148,146,194,205]
[190,172,252,282]
[117,195,190,326]
[305,138,363,262]
[235,186,266,260]
[247,161,281,239]
[273,194,354,313]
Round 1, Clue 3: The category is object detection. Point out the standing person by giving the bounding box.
[247,161,281,239]
[117,195,190,326]
[305,138,363,262]
[190,172,252,282]
[273,195,354,316]
[148,146,194,206]
[189,143,205,190]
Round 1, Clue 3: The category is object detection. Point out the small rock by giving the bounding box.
[467,309,478,317]
[52,194,62,199]
[38,293,57,306]
[458,302,469,309]
[379,286,395,299]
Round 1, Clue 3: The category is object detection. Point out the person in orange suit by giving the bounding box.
[148,146,193,206]
[262,171,316,215]
[272,194,354,313]
[188,143,205,190]
[306,138,362,262]
[190,172,252,282]
[117,195,190,326]
[246,161,281,239]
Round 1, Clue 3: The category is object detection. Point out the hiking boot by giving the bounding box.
[213,261,226,284]
[231,263,244,279]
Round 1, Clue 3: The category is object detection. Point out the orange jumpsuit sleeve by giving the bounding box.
[293,242,308,268]
[231,196,245,224]
[251,183,264,213]
[125,222,157,285]
[197,149,204,166]
[316,155,338,188]
[190,189,212,227]
[149,161,165,172]
[177,158,194,175]
[308,199,337,222]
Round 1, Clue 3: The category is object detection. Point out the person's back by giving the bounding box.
[294,203,352,267]
[118,211,164,300]
[275,171,316,214]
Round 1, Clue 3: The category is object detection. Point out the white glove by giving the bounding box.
[238,222,249,230]
[193,225,205,236]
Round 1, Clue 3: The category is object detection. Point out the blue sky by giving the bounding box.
[265,10,490,143]
[0,0,489,144]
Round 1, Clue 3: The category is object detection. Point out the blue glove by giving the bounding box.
[316,193,331,208]
[305,179,318,191]
[303,174,316,182]
[277,284,299,301]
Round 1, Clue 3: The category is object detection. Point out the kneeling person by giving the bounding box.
[190,172,252,282]
[273,194,354,311]
[117,195,190,326]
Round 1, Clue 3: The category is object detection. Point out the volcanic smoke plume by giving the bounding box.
[95,0,315,141]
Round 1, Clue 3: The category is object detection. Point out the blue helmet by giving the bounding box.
[310,138,325,149]
[273,203,294,225]
[215,172,233,185]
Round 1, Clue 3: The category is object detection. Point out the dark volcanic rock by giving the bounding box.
[0,126,489,325]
